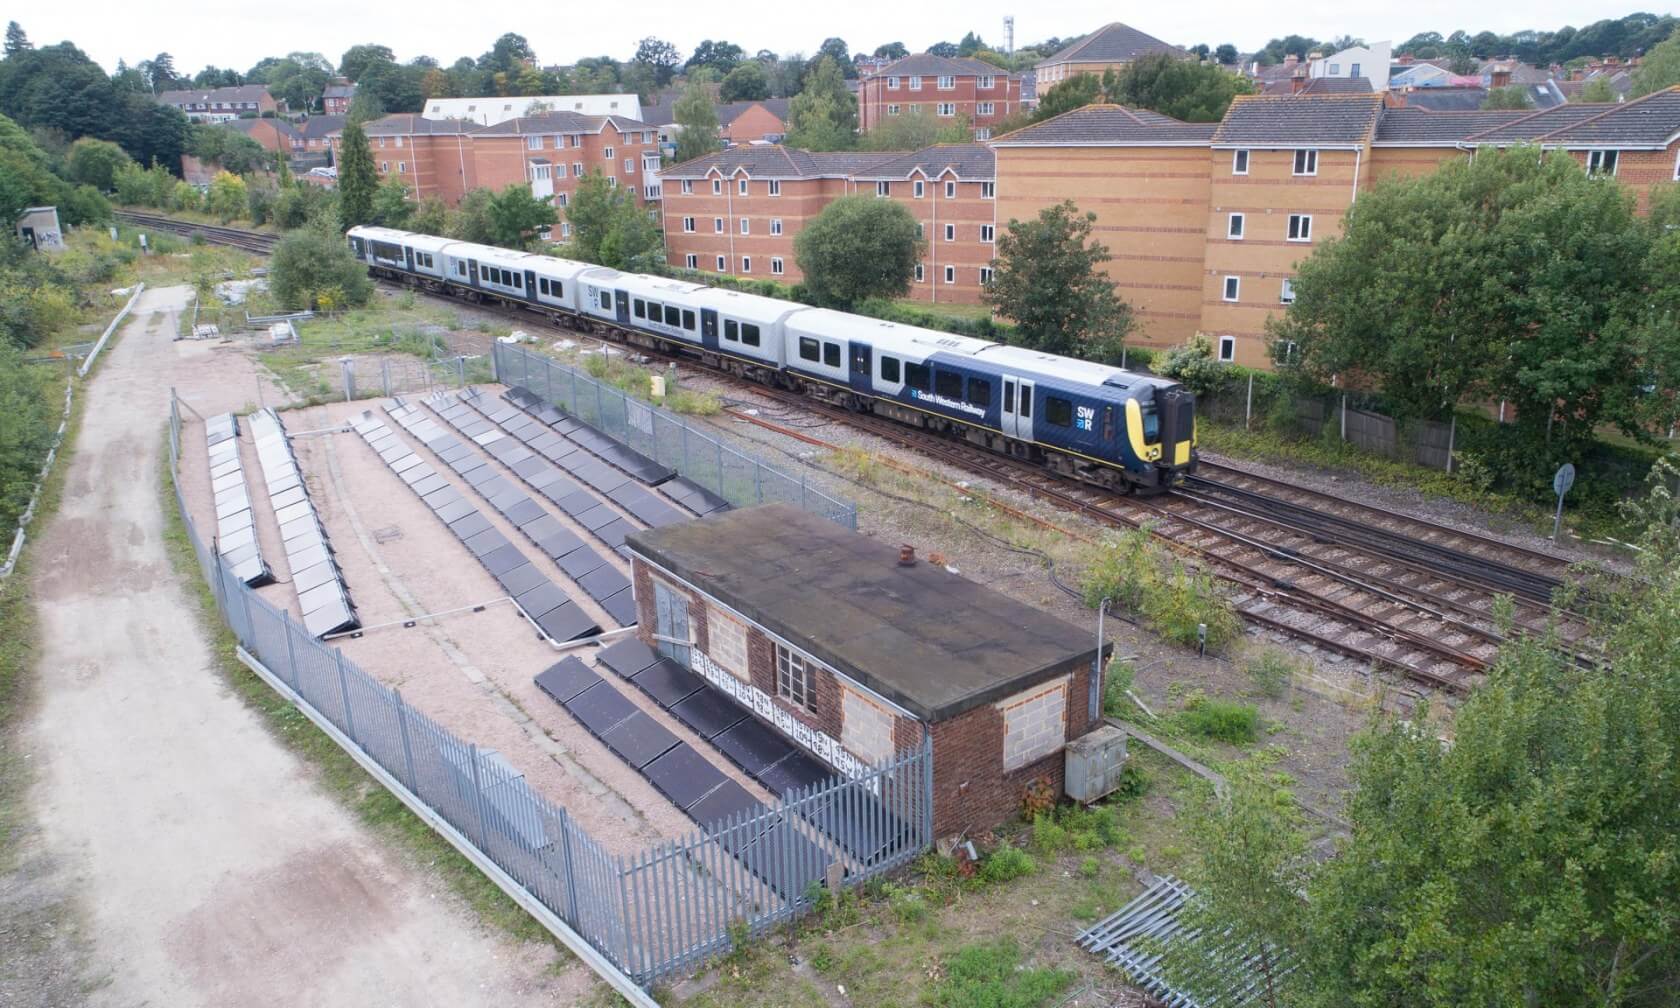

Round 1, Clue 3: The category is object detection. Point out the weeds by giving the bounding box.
[1102,658,1137,718]
[1245,648,1297,699]
[979,842,1036,884]
[927,939,1072,1008]
[1175,691,1260,744]
[1082,529,1243,653]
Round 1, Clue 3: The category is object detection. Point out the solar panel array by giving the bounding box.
[205,413,271,587]
[353,407,604,642]
[247,409,358,637]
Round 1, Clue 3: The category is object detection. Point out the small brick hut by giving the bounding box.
[624,503,1107,837]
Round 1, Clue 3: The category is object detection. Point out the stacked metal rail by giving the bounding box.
[247,409,359,637]
[205,413,271,586]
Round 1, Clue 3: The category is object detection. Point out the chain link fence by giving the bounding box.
[1202,374,1458,471]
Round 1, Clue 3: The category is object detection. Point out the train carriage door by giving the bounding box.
[404,246,414,272]
[1002,377,1035,442]
[848,341,872,394]
[700,309,719,351]
[349,235,365,259]
[466,260,480,288]
[614,289,630,325]
[523,270,538,302]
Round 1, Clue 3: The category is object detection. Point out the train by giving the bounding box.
[346,226,1198,493]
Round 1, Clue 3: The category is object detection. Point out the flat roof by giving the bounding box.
[626,504,1099,722]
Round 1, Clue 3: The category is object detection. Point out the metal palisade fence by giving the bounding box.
[167,392,923,994]
[492,342,857,529]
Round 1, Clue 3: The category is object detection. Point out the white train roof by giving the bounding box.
[613,273,710,299]
[688,288,810,326]
[976,345,1175,391]
[347,225,415,243]
[786,309,998,360]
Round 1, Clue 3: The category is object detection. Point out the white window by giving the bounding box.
[888,76,900,89]
[712,178,722,194]
[740,218,750,235]
[943,223,955,241]
[1233,149,1249,174]
[975,127,991,140]
[979,266,993,284]
[915,262,924,281]
[980,181,995,199]
[1293,149,1318,176]
[937,75,955,90]
[714,217,724,233]
[1223,276,1240,302]
[607,177,617,189]
[625,159,635,173]
[977,102,995,115]
[775,644,813,711]
[716,255,726,271]
[397,161,406,173]
[887,104,901,116]
[1280,278,1296,304]
[603,146,614,160]
[572,162,584,177]
[681,179,693,194]
[980,224,995,242]
[1288,214,1313,242]
[561,221,572,237]
[943,265,955,284]
[914,179,925,198]
[978,75,995,89]
[645,186,659,200]
[708,607,748,675]
[769,218,782,235]
[916,223,924,238]
[1218,335,1236,362]
[682,217,696,233]
[771,256,784,275]
[944,180,956,198]
[380,161,389,172]
[1674,149,1680,180]
[768,180,781,196]
[876,181,890,197]
[936,102,956,117]
[569,134,580,147]
[1329,63,1340,75]
[1228,213,1245,239]
[685,253,698,269]
[740,256,751,273]
[395,136,404,148]
[909,76,922,90]
[1587,149,1619,176]
[556,193,569,208]
[531,164,549,180]
[527,136,542,151]
[1351,62,1361,77]
[738,178,749,195]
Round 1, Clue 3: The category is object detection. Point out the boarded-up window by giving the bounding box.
[708,605,748,680]
[842,687,896,768]
[998,677,1068,770]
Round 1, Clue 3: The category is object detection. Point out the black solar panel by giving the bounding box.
[565,680,640,736]
[596,636,659,678]
[534,656,601,704]
[448,511,491,540]
[495,563,549,598]
[577,564,630,602]
[503,498,546,528]
[434,497,476,525]
[685,778,767,830]
[631,657,706,707]
[480,543,527,577]
[515,581,568,619]
[536,601,599,641]
[644,743,730,811]
[670,688,749,740]
[557,547,606,580]
[536,528,585,561]
[713,718,796,775]
[757,750,834,798]
[600,588,638,626]
[600,711,681,769]
[463,528,510,558]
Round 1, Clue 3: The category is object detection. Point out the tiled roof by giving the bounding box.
[1460,102,1611,142]
[1374,108,1531,143]
[1398,87,1490,112]
[471,112,650,136]
[1211,93,1383,145]
[640,98,791,128]
[1299,76,1372,95]
[295,115,345,139]
[156,84,273,105]
[225,117,297,140]
[1531,86,1680,146]
[360,114,477,136]
[877,53,1011,78]
[323,83,356,99]
[1038,23,1187,67]
[993,104,1214,145]
[658,145,902,180]
[851,144,995,180]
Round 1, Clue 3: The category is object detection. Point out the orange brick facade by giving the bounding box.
[888,177,997,303]
[660,173,846,282]
[860,74,1021,138]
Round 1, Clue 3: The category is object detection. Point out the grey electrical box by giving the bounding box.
[1064,724,1130,803]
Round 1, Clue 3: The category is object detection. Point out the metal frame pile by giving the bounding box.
[205,412,271,586]
[248,408,359,637]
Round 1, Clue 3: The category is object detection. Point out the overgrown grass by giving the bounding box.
[1081,527,1243,653]
[579,352,722,416]
[926,939,1072,1008]
[1173,691,1261,745]
[155,446,564,953]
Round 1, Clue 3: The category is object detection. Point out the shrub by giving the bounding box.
[1079,856,1101,879]
[268,230,372,311]
[1102,658,1136,718]
[1177,692,1260,744]
[1111,763,1150,803]
[1246,648,1296,698]
[1031,813,1070,854]
[1021,775,1057,818]
[1082,531,1242,653]
[979,842,1036,884]
[929,940,1073,1008]
[883,882,929,923]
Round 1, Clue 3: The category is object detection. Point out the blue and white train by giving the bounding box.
[347,226,1197,493]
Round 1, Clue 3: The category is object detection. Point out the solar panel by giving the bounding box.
[573,503,621,533]
[495,563,549,598]
[757,750,834,798]
[434,497,476,525]
[463,528,510,558]
[564,680,640,736]
[557,547,606,580]
[447,512,492,541]
[534,656,602,705]
[644,743,730,811]
[600,588,638,626]
[684,778,767,830]
[292,560,338,593]
[515,581,568,619]
[670,688,749,740]
[536,601,599,641]
[503,498,546,528]
[480,543,528,578]
[595,636,660,679]
[577,564,630,602]
[713,718,796,776]
[630,657,705,707]
[600,711,681,770]
[536,528,585,561]
[593,519,634,551]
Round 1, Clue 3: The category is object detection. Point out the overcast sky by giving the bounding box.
[19,1,1666,74]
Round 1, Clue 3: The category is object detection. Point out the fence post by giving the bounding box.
[381,357,391,397]
[544,357,554,405]
[1340,394,1348,442]
[282,608,301,691]
[753,462,763,506]
[211,544,228,616]
[340,356,355,402]
[800,472,809,514]
[715,442,724,496]
[490,342,501,383]
[1445,415,1456,473]
[336,650,358,744]
[468,742,490,848]
[1245,373,1254,431]
[237,566,257,650]
[558,808,581,924]
[457,356,466,389]
[394,689,418,793]
[596,380,604,426]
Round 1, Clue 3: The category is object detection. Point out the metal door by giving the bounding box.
[466,260,479,288]
[1002,377,1035,442]
[524,269,538,302]
[404,245,414,272]
[848,341,872,394]
[614,289,630,325]
[700,309,719,351]
[653,583,691,667]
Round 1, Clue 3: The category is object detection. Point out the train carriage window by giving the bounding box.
[682,310,695,331]
[551,280,562,298]
[1102,405,1115,440]
[455,261,467,277]
[1000,381,1014,412]
[1045,396,1073,427]
[798,337,820,362]
[967,377,991,408]
[1019,388,1031,418]
[1141,400,1160,441]
[599,290,612,311]
[905,362,932,391]
[664,305,681,327]
[633,299,646,319]
[511,273,522,289]
[823,342,841,368]
[724,320,739,341]
[880,355,901,383]
[740,323,761,347]
[372,240,403,260]
[935,370,962,399]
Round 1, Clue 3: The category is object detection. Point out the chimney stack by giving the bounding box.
[897,544,918,567]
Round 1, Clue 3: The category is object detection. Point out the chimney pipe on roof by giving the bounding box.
[898,544,918,567]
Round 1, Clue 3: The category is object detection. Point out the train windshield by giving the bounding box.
[1138,395,1160,443]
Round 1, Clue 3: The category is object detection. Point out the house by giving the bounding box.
[1034,22,1188,88]
[423,94,643,126]
[850,145,997,302]
[155,84,281,123]
[291,115,344,162]
[336,115,481,205]
[639,99,792,145]
[1307,41,1392,91]
[224,116,297,154]
[624,504,1108,837]
[322,78,356,116]
[470,112,663,219]
[856,54,1021,140]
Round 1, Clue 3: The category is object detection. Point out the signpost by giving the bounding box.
[1552,463,1576,544]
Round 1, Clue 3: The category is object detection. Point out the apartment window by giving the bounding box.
[771,257,784,275]
[557,193,569,208]
[1227,212,1245,239]
[977,102,995,115]
[887,104,901,116]
[943,265,955,284]
[1293,149,1318,175]
[914,263,924,282]
[1218,335,1236,362]
[768,180,781,196]
[682,217,696,233]
[569,134,580,147]
[740,256,751,273]
[380,161,389,172]
[980,224,995,242]
[938,75,956,90]
[740,218,750,235]
[975,128,991,140]
[607,177,618,189]
[876,181,890,197]
[916,223,925,239]
[603,146,614,160]
[888,76,901,89]
[1223,276,1240,302]
[397,161,406,173]
[572,162,584,177]
[979,266,993,285]
[909,76,922,90]
[914,179,925,198]
[716,255,726,271]
[770,218,783,235]
[530,164,550,180]
[738,178,749,195]
[1233,149,1249,174]
[1287,214,1313,242]
[685,253,698,269]
[1329,63,1340,75]
[1280,278,1296,304]
[979,75,995,89]
[944,180,956,198]
[1587,149,1619,176]
[562,222,572,238]
[713,217,724,233]
[527,136,542,151]
[775,644,813,711]
[943,223,955,241]
[936,103,956,117]
[624,159,635,173]
[681,179,693,194]
[980,181,995,198]
[712,179,722,194]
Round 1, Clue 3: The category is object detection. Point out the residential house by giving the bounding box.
[322,78,356,116]
[1034,23,1188,88]
[338,114,481,205]
[156,84,281,122]
[857,54,1020,140]
[470,112,664,226]
[851,145,997,302]
[291,116,344,167]
[1307,41,1392,91]
[640,99,792,146]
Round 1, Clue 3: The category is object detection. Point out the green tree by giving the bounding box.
[719,61,771,102]
[337,43,394,81]
[860,107,972,150]
[957,32,987,56]
[486,182,555,249]
[792,194,920,309]
[1030,73,1106,122]
[1577,76,1617,102]
[632,37,681,89]
[812,37,855,78]
[785,55,856,150]
[0,343,55,535]
[449,188,495,243]
[565,172,662,270]
[1632,27,1680,95]
[206,170,247,221]
[4,21,30,57]
[1269,146,1651,468]
[1215,43,1239,64]
[688,39,745,75]
[335,119,377,232]
[268,228,372,310]
[984,201,1133,359]
[346,89,386,123]
[186,124,268,174]
[1110,53,1255,122]
[873,42,908,60]
[370,177,411,228]
[409,195,450,236]
[65,137,134,190]
[1481,84,1533,109]
[672,82,722,164]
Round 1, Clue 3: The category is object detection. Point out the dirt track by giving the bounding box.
[6,287,589,1006]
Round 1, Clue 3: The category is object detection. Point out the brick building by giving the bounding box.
[155,84,281,122]
[291,115,344,162]
[624,504,1107,837]
[852,145,998,303]
[642,98,792,145]
[351,115,481,205]
[858,54,1021,140]
[1034,23,1188,89]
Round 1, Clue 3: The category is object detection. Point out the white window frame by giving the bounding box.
[527,135,543,151]
[943,264,955,284]
[682,216,696,233]
[1329,63,1340,75]
[685,253,698,269]
[1287,214,1313,242]
[624,159,635,173]
[397,161,406,173]
[1218,335,1236,362]
[740,218,750,235]
[768,179,781,196]
[887,104,901,116]
[740,256,751,273]
[914,262,924,282]
[1293,148,1318,176]
[714,217,724,233]
[572,162,584,177]
[944,180,956,198]
[1223,275,1241,302]
[980,181,995,199]
[1280,278,1296,304]
[1232,149,1249,175]
[775,643,814,711]
[380,161,389,172]
[909,76,922,90]
[738,177,749,195]
[771,256,784,275]
[980,224,995,242]
[975,127,991,140]
[914,179,925,198]
[978,75,995,89]
[681,179,693,194]
[607,176,618,189]
[936,102,956,117]
[716,255,726,271]
[887,76,900,89]
[712,178,722,194]
[979,266,993,285]
[1228,212,1245,239]
[770,218,783,235]
[977,101,995,116]
[943,223,955,241]
[603,146,614,160]
[1587,149,1619,177]
[937,75,955,90]
[1674,148,1680,181]
[876,181,890,197]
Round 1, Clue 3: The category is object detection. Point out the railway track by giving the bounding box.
[115,209,280,254]
[155,213,1599,696]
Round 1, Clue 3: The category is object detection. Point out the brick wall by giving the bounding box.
[888,178,996,305]
[860,74,1020,136]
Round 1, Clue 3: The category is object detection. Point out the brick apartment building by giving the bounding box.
[625,504,1107,837]
[656,144,998,304]
[641,98,792,145]
[1034,23,1188,89]
[857,54,1021,140]
[156,84,282,122]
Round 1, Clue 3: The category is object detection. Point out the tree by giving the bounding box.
[1253,35,1320,65]
[1188,44,1210,60]
[688,40,745,75]
[1215,43,1239,65]
[486,182,555,249]
[3,21,29,57]
[357,60,424,114]
[1399,31,1445,56]
[1109,53,1255,122]
[672,82,722,164]
[1481,85,1533,109]
[207,171,247,221]
[246,52,331,111]
[874,42,908,60]
[719,62,771,102]
[1632,27,1680,96]
[985,201,1133,359]
[860,106,971,150]
[479,32,535,78]
[565,172,662,270]
[1577,76,1616,102]
[338,43,394,81]
[813,38,856,78]
[186,124,269,174]
[449,188,495,243]
[1030,73,1106,123]
[957,32,987,56]
[370,177,411,228]
[1269,146,1651,471]
[420,66,453,99]
[633,37,681,89]
[192,66,243,88]
[65,137,133,191]
[140,52,179,92]
[336,119,377,232]
[346,89,386,123]
[785,56,856,150]
[927,41,960,58]
[409,195,450,236]
[268,229,373,310]
[793,195,920,309]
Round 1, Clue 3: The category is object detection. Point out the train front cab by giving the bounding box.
[1153,385,1197,486]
